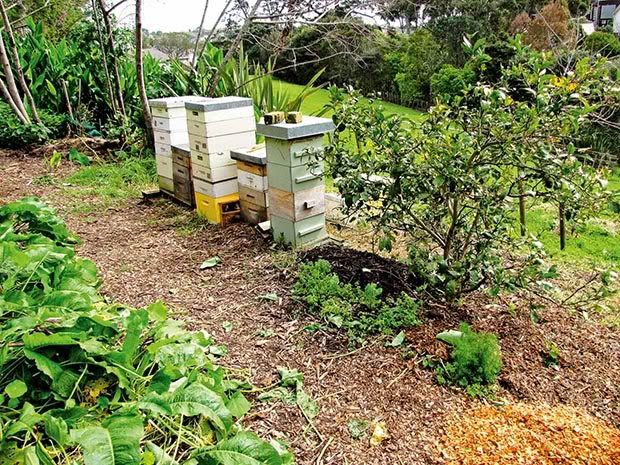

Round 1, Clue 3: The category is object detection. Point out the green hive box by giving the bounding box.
[270,213,328,247]
[264,136,324,167]
[267,162,324,193]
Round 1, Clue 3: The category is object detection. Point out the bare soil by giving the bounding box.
[1,146,618,465]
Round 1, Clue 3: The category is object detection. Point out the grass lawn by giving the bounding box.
[276,80,425,121]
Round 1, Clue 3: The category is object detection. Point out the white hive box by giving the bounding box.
[237,170,268,192]
[189,132,256,155]
[185,97,254,123]
[187,117,257,138]
[156,154,173,179]
[155,142,172,157]
[193,163,238,184]
[154,129,189,147]
[194,177,239,198]
[152,116,188,132]
[150,96,208,119]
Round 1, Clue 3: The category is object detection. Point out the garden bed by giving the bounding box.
[1,147,619,465]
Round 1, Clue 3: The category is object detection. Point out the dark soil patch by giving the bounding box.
[301,243,421,299]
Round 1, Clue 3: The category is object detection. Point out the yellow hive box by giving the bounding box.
[195,191,240,225]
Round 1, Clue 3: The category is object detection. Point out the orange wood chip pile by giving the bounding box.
[440,403,620,465]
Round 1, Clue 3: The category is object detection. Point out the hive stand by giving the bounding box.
[231,145,268,225]
[149,96,207,195]
[186,97,257,225]
[257,116,335,247]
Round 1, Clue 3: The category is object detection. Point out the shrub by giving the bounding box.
[0,102,68,148]
[294,259,420,339]
[431,64,477,102]
[584,31,620,57]
[437,323,502,392]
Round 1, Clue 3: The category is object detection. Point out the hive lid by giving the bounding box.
[185,96,253,112]
[256,116,335,140]
[149,96,209,109]
[230,145,267,165]
[171,144,190,156]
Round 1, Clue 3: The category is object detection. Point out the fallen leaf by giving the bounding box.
[370,421,390,446]
[200,257,222,270]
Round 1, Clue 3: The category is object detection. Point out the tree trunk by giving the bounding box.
[0,78,27,123]
[135,0,153,147]
[559,202,566,251]
[92,0,117,114]
[207,0,265,96]
[97,0,126,118]
[191,0,210,69]
[0,19,29,123]
[0,0,40,124]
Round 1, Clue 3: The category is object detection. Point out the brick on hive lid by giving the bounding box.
[286,112,303,124]
[264,111,285,125]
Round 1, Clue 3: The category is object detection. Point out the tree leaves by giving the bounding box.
[71,411,144,465]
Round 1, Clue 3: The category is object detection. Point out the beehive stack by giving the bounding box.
[149,96,205,195]
[185,97,256,224]
[231,145,268,225]
[257,116,335,247]
[171,144,194,207]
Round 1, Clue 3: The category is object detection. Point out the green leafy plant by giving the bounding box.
[294,260,420,341]
[436,323,502,396]
[543,340,561,369]
[0,198,293,465]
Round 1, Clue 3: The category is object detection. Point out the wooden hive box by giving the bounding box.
[270,213,328,248]
[195,192,241,225]
[171,144,194,207]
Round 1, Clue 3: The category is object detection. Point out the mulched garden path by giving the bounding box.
[1,146,619,465]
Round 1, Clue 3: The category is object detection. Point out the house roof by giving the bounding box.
[144,48,170,61]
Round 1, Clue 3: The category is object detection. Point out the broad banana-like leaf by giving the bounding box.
[70,411,144,465]
[168,383,232,432]
[201,432,282,465]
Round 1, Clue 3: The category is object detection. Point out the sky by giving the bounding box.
[114,0,231,33]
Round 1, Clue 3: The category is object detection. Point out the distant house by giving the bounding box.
[589,1,620,29]
[144,48,170,61]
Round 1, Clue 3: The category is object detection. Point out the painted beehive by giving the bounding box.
[257,116,335,247]
[231,145,268,225]
[150,96,207,194]
[171,144,195,207]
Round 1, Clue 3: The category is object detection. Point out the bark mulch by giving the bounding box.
[440,403,620,465]
[1,148,619,465]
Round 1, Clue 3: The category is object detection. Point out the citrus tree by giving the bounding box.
[323,42,614,303]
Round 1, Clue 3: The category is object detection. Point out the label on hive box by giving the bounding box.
[152,116,188,132]
[193,164,238,184]
[155,142,172,157]
[237,170,268,192]
[239,185,269,208]
[193,177,239,198]
[156,155,173,178]
[187,117,257,138]
[189,131,256,155]
[268,185,326,222]
[154,129,189,147]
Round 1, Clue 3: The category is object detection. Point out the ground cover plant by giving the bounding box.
[293,259,420,342]
[0,198,293,465]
